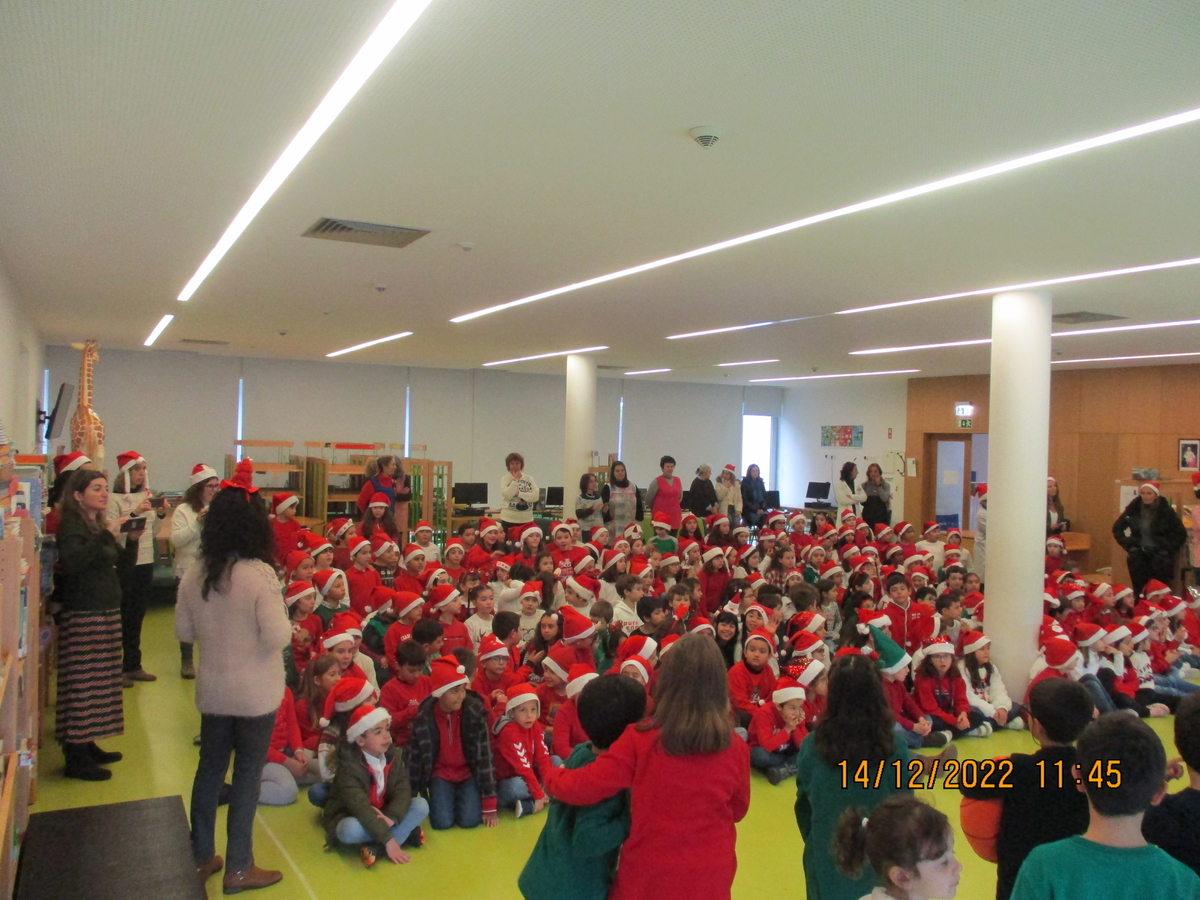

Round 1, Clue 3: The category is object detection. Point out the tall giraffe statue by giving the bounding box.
[68,340,105,473]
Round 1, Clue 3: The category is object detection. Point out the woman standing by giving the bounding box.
[500,452,539,535]
[646,456,684,534]
[714,464,743,527]
[687,465,719,521]
[834,462,866,521]
[55,469,134,781]
[972,484,988,583]
[574,472,605,538]
[176,463,291,893]
[860,463,891,529]
[171,464,220,680]
[355,455,412,533]
[544,635,750,899]
[107,451,164,686]
[601,460,643,538]
[740,464,767,529]
[1046,477,1069,536]
[1112,481,1187,596]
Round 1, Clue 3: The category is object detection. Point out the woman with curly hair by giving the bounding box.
[500,451,539,534]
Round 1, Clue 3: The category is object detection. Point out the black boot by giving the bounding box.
[63,743,112,781]
[86,742,123,764]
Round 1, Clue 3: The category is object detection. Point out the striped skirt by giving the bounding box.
[55,609,124,744]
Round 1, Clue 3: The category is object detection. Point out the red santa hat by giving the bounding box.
[565,664,599,699]
[847,554,870,573]
[1103,624,1132,645]
[363,586,397,617]
[1110,584,1134,601]
[367,492,390,510]
[922,635,956,656]
[517,582,542,602]
[766,510,787,527]
[628,558,651,578]
[370,533,398,560]
[1141,481,1161,496]
[893,521,914,540]
[757,527,777,541]
[1044,640,1082,670]
[745,572,766,589]
[53,451,92,475]
[421,564,449,589]
[477,517,502,537]
[701,546,725,565]
[345,705,390,743]
[550,520,573,537]
[560,606,596,644]
[1046,536,1065,550]
[331,611,363,637]
[743,628,777,655]
[283,550,310,581]
[478,634,511,664]
[600,550,626,574]
[658,634,683,656]
[321,628,354,651]
[505,682,540,714]
[793,657,826,688]
[116,451,147,489]
[771,677,807,706]
[543,645,576,682]
[430,655,470,698]
[301,531,333,558]
[903,550,926,569]
[619,657,651,683]
[493,555,513,573]
[1073,622,1105,647]
[617,634,658,663]
[392,591,423,619]
[788,631,824,658]
[565,575,599,603]
[347,535,371,560]
[574,555,596,574]
[839,508,857,523]
[960,630,990,655]
[326,517,353,541]
[854,519,871,532]
[792,611,826,634]
[319,677,373,726]
[943,546,963,558]
[401,543,427,567]
[185,463,217,486]
[659,552,682,567]
[519,522,543,543]
[1143,579,1171,600]
[413,520,433,534]
[426,585,461,613]
[312,568,346,598]
[855,609,893,634]
[284,581,316,608]
[270,492,299,516]
[649,511,671,530]
[972,483,988,498]
[705,514,730,533]
[788,511,809,530]
[688,617,715,636]
[732,524,751,539]
[922,520,939,535]
[744,602,771,624]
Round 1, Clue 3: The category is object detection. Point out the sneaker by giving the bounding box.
[359,845,377,869]
[513,799,524,819]
[920,730,952,748]
[765,766,786,786]
[965,723,992,738]
[1179,664,1196,679]
[402,827,425,849]
[1005,716,1025,731]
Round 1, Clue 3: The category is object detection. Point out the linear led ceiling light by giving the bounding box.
[836,255,1200,316]
[750,368,920,383]
[449,105,1200,324]
[175,0,435,303]
[624,368,672,375]
[143,314,175,347]
[483,346,608,367]
[850,317,1200,354]
[1052,351,1200,365]
[851,338,992,356]
[716,359,780,367]
[326,331,413,357]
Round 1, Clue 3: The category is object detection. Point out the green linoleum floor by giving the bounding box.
[35,604,1182,900]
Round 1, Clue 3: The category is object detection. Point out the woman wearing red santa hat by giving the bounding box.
[107,451,164,686]
[171,464,220,679]
[44,451,92,535]
[1112,481,1187,596]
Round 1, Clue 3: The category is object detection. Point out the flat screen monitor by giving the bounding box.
[545,486,564,506]
[805,482,831,501]
[764,490,780,508]
[453,482,488,506]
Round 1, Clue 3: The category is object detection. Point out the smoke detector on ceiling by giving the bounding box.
[688,126,723,148]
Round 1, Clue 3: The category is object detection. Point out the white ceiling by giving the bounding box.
[3,0,1200,384]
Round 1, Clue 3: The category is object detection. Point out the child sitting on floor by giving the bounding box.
[493,683,553,818]
[728,628,778,728]
[876,627,951,749]
[321,705,429,867]
[959,631,1024,732]
[518,674,645,900]
[377,641,430,747]
[464,584,496,650]
[913,636,989,739]
[748,676,807,785]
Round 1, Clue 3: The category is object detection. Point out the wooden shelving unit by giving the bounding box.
[303,442,384,523]
[225,440,306,516]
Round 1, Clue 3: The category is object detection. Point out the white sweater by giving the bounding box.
[170,503,204,578]
[108,490,160,566]
[958,661,1013,718]
[175,558,291,717]
[499,472,539,524]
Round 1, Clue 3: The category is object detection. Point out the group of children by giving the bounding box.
[256,480,1200,897]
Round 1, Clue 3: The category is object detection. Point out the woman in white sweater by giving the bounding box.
[176,471,291,894]
[170,463,220,679]
[834,461,867,521]
[499,451,539,533]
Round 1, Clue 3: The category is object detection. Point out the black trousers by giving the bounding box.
[118,562,153,672]
[1125,549,1174,597]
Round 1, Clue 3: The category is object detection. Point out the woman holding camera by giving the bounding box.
[107,450,165,687]
[500,452,539,535]
[172,463,220,679]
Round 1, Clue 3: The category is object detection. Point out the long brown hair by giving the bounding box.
[299,654,340,730]
[641,632,732,755]
[814,654,895,767]
[59,469,108,532]
[184,476,217,513]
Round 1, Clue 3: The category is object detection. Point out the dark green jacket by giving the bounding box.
[517,742,629,900]
[322,740,413,846]
[55,514,133,612]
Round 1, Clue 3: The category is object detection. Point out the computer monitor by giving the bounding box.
[453,482,488,506]
[545,486,564,507]
[805,482,831,501]
[764,490,780,508]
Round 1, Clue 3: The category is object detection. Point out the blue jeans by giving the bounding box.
[308,780,330,807]
[1154,672,1200,697]
[749,746,797,770]
[496,775,535,808]
[334,796,429,846]
[1079,674,1116,714]
[428,777,482,830]
[894,720,931,749]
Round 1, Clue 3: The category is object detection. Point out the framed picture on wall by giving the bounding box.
[1181,439,1200,472]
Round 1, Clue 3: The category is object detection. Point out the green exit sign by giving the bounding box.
[957,417,973,429]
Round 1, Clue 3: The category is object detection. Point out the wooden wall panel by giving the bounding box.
[1049,370,1082,433]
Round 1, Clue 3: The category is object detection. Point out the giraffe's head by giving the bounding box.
[69,340,100,362]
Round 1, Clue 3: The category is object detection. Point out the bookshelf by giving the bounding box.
[224,440,306,512]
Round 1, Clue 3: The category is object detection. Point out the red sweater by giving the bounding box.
[803,693,827,729]
[471,667,531,714]
[493,720,550,801]
[726,660,777,720]
[883,676,926,730]
[344,565,383,616]
[439,618,472,655]
[267,697,304,764]
[1024,667,1067,705]
[272,517,302,565]
[881,598,925,654]
[393,570,425,596]
[549,545,591,581]
[544,724,750,900]
[698,568,730,617]
[294,696,322,751]
[290,614,323,673]
[464,543,502,579]
[748,703,807,753]
[913,671,969,728]
[383,621,413,675]
[535,682,568,733]
[551,696,590,759]
[378,674,431,746]
[432,704,471,783]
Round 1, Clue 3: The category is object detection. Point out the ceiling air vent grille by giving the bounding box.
[303,217,430,249]
[179,338,230,345]
[1051,311,1127,325]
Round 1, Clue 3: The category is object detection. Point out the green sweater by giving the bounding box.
[322,741,414,846]
[55,514,134,612]
[1011,835,1200,900]
[795,732,913,900]
[517,742,629,900]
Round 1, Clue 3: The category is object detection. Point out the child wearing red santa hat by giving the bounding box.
[269,491,302,565]
[411,520,440,562]
[748,676,808,785]
[286,581,323,673]
[914,635,989,739]
[538,645,577,737]
[492,683,552,818]
[382,591,426,677]
[727,629,778,728]
[427,585,471,655]
[344,536,382,616]
[310,677,377,805]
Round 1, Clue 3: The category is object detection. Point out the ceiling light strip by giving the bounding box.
[143,314,175,347]
[483,346,608,367]
[1052,351,1200,365]
[450,105,1200,324]
[851,339,992,356]
[326,331,413,358]
[750,369,920,383]
[716,359,780,367]
[624,368,672,375]
[176,0,435,303]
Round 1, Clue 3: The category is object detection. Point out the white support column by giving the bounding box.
[564,354,597,492]
[985,291,1052,699]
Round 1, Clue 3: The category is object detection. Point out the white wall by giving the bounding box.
[0,261,42,452]
[777,378,908,513]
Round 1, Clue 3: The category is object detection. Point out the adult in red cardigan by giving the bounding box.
[645,455,684,533]
[543,634,750,900]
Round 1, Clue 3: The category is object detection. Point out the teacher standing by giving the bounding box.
[177,463,291,893]
[740,464,767,528]
[499,452,539,534]
[601,460,643,538]
[646,456,684,533]
[859,463,892,528]
[1112,481,1187,596]
[687,464,719,521]
[834,462,867,520]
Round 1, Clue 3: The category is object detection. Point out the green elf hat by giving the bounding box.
[871,625,911,676]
